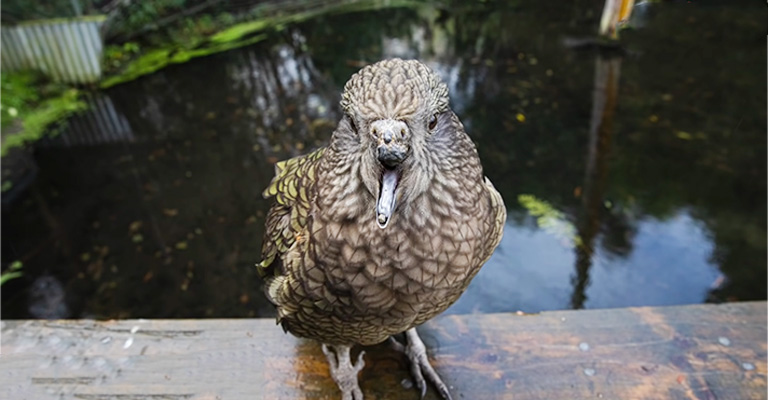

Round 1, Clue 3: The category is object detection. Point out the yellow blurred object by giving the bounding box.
[599,0,636,39]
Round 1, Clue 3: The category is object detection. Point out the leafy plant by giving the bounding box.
[0,261,23,286]
[1,72,39,130]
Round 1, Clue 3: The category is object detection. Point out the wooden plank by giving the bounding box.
[1,302,765,400]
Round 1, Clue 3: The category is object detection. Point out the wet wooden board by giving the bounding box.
[2,301,765,400]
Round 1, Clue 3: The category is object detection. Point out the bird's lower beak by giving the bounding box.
[376,170,398,229]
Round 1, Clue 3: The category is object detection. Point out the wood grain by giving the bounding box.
[2,302,765,400]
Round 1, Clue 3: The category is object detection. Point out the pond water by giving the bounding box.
[2,1,766,319]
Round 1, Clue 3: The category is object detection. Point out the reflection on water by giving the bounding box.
[40,94,134,147]
[2,1,765,319]
[450,211,720,314]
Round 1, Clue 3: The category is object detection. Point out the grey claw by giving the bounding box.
[438,385,453,400]
[322,344,366,400]
[322,344,337,366]
[388,336,406,353]
[355,350,366,373]
[402,328,454,400]
[410,361,425,395]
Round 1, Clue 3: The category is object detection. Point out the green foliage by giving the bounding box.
[122,0,190,32]
[0,261,23,286]
[1,180,13,192]
[0,72,87,156]
[1,72,39,129]
[1,0,100,20]
[104,41,142,71]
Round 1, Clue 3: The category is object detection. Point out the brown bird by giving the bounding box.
[257,58,506,400]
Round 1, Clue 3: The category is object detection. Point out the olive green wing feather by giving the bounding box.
[256,148,325,277]
[257,147,325,280]
[257,148,327,328]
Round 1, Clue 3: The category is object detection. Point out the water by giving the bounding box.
[2,1,765,319]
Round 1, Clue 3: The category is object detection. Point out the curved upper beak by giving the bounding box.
[372,119,409,168]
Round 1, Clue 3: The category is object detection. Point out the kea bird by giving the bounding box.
[257,58,506,400]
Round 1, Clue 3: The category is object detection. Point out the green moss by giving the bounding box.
[1,72,39,129]
[211,19,270,43]
[101,33,268,88]
[100,48,173,88]
[1,72,87,156]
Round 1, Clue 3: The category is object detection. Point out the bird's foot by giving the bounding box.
[322,344,366,400]
[390,328,453,400]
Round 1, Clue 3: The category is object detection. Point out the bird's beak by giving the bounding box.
[377,170,398,228]
[374,120,409,168]
[371,119,409,229]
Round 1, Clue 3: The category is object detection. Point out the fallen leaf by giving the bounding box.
[129,221,143,233]
[675,131,692,140]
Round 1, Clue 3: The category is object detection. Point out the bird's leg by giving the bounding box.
[390,328,453,400]
[321,344,366,400]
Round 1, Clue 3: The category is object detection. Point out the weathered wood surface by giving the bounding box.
[1,302,765,400]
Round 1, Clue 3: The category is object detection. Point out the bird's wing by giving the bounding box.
[257,147,325,281]
[481,177,507,263]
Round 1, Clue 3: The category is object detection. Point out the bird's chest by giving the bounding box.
[315,203,483,300]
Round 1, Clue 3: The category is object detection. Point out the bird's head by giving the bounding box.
[336,59,455,229]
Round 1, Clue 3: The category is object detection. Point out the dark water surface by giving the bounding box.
[2,1,766,319]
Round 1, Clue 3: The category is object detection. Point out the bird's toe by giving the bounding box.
[402,328,454,400]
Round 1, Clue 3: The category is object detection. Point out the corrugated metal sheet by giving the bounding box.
[1,16,106,83]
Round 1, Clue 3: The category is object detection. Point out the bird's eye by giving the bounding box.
[428,114,438,131]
